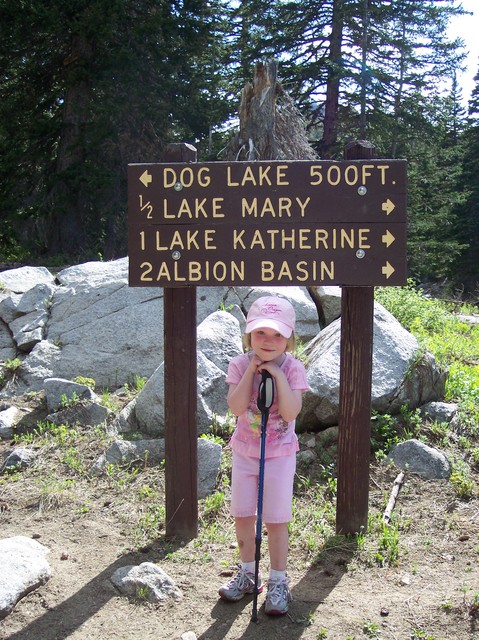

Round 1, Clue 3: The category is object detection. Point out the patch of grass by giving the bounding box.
[4,357,22,373]
[37,478,77,512]
[362,619,380,638]
[123,374,148,398]
[105,462,141,489]
[200,490,226,520]
[73,376,96,389]
[0,357,22,386]
[290,474,337,562]
[137,484,156,500]
[410,630,439,639]
[357,513,401,568]
[60,391,82,408]
[14,420,80,448]
[133,374,147,392]
[61,446,87,475]
[449,459,476,500]
[376,282,479,431]
[133,504,165,546]
[135,585,150,602]
[99,389,121,411]
[371,411,401,457]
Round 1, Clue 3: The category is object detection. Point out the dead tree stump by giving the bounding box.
[223,60,318,162]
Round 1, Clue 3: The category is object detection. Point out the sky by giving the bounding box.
[447,0,479,104]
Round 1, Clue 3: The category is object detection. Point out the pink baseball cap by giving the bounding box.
[245,296,296,338]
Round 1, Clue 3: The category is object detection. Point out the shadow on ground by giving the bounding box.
[198,538,357,640]
[2,538,186,640]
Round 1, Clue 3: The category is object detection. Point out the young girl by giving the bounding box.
[219,296,309,615]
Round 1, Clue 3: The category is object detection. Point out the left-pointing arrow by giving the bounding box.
[382,230,396,247]
[381,199,395,215]
[382,262,395,279]
[140,170,152,187]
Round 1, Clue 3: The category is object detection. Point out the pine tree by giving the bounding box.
[452,66,479,293]
[0,0,227,259]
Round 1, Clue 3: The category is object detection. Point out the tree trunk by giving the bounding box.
[223,59,327,339]
[321,0,344,158]
[223,59,318,161]
[47,35,93,256]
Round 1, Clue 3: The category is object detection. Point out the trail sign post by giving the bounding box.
[127,141,407,538]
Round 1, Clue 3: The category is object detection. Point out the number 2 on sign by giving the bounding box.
[139,195,153,218]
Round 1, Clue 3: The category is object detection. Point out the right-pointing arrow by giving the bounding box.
[382,230,396,247]
[382,262,395,279]
[381,199,396,215]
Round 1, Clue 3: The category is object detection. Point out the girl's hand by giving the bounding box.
[257,360,302,422]
[257,359,280,378]
[248,353,263,373]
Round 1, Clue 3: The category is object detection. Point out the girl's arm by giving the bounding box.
[227,355,262,416]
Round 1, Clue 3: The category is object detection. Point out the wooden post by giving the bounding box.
[336,140,375,535]
[163,143,198,539]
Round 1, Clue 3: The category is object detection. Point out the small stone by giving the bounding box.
[60,551,69,560]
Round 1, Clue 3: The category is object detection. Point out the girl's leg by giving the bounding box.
[219,515,261,602]
[265,522,289,571]
[235,515,256,562]
[264,521,291,615]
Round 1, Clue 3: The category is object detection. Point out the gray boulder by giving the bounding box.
[0,266,55,294]
[56,259,128,287]
[420,401,460,430]
[0,405,24,439]
[46,402,111,428]
[1,447,35,473]
[110,562,182,603]
[300,303,446,430]
[91,437,221,499]
[197,310,243,372]
[0,319,16,362]
[45,282,165,387]
[43,377,99,412]
[90,438,166,473]
[386,439,451,479]
[0,536,51,619]
[0,341,61,396]
[126,310,242,438]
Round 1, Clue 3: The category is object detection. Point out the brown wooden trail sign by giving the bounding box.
[127,141,408,539]
[128,159,407,288]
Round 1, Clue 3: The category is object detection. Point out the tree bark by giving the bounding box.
[321,0,344,158]
[47,35,93,256]
[224,60,318,161]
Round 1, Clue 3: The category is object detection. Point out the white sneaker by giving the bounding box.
[265,578,291,615]
[218,568,263,602]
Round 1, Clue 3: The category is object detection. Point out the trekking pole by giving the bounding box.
[252,369,274,623]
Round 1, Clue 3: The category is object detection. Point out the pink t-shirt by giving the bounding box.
[226,352,309,459]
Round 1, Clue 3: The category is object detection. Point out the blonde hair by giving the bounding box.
[243,330,296,353]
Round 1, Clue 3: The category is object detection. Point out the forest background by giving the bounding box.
[0,0,478,299]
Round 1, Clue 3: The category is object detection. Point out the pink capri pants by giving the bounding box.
[229,450,296,523]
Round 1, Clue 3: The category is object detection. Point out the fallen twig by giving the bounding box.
[383,471,406,523]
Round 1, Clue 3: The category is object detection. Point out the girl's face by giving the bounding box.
[250,327,288,362]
